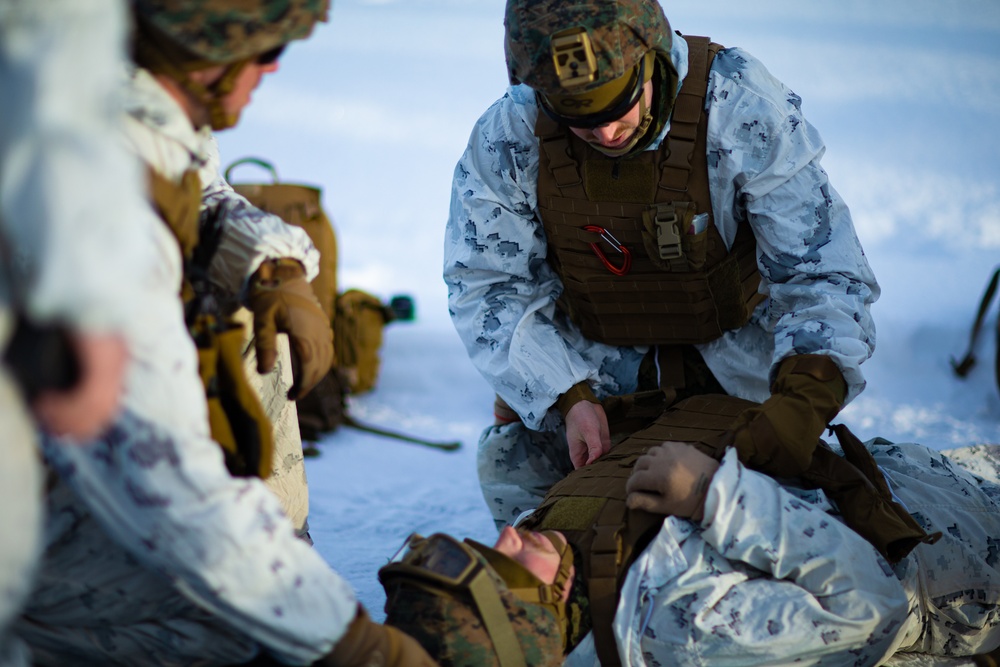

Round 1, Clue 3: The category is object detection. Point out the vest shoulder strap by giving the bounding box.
[147,166,202,259]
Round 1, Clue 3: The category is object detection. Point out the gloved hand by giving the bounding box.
[318,605,439,667]
[246,258,334,400]
[725,354,847,478]
[625,441,720,520]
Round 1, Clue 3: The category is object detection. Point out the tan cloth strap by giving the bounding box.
[148,167,202,259]
[148,166,274,478]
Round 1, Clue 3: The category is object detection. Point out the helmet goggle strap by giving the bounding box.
[379,533,530,667]
[465,530,576,649]
[202,59,253,130]
[539,50,654,130]
[133,19,252,131]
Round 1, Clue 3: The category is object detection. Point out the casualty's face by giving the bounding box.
[567,79,653,151]
[493,526,574,601]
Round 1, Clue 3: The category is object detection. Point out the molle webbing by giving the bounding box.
[535,36,764,346]
[147,167,274,479]
[521,394,754,666]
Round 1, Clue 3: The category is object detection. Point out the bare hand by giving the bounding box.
[565,400,611,468]
[625,441,720,520]
[32,333,128,441]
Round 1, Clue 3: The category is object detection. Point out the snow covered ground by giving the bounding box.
[216,0,1000,649]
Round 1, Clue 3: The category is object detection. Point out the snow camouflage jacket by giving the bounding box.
[445,35,879,431]
[13,67,356,666]
[562,442,1000,667]
[1,1,154,665]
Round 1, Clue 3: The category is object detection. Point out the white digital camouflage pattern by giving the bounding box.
[561,442,1000,667]
[0,0,152,335]
[1,1,154,665]
[129,63,315,535]
[11,65,357,665]
[445,34,879,432]
[479,421,574,529]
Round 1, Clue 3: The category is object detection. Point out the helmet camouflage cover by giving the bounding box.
[382,545,564,667]
[133,0,329,64]
[504,0,672,96]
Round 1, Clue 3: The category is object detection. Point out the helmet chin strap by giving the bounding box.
[586,92,654,158]
[136,39,251,131]
[203,59,252,130]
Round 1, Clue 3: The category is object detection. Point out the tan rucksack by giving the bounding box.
[225,158,455,451]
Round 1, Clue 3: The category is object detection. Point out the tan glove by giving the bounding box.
[725,354,847,478]
[318,605,439,667]
[246,258,334,400]
[625,441,720,520]
[972,646,1000,667]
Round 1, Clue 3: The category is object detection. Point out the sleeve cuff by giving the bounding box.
[555,381,599,419]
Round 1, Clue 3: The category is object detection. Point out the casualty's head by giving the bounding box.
[130,0,329,130]
[379,527,580,667]
[504,0,676,157]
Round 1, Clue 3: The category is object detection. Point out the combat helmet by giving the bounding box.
[132,0,329,129]
[504,0,675,155]
[379,532,576,667]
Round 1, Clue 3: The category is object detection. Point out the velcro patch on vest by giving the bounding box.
[537,496,607,532]
[583,158,656,204]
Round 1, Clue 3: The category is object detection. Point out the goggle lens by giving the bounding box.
[538,55,648,129]
[384,533,479,587]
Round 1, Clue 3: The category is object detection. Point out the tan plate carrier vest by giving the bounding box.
[535,36,765,347]
[148,168,274,479]
[520,394,940,666]
[520,395,756,666]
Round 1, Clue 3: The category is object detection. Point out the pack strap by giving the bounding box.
[951,265,1000,378]
[224,156,279,184]
[588,498,628,667]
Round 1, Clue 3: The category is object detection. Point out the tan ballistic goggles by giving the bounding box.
[379,533,530,667]
[539,50,656,129]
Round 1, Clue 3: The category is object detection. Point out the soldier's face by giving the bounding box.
[568,79,653,150]
[221,60,280,119]
[493,526,573,601]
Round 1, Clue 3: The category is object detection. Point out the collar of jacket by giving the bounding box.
[124,66,214,179]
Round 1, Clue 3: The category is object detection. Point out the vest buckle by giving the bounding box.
[652,205,683,260]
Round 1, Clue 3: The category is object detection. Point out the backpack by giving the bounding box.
[952,265,1000,393]
[335,289,396,395]
[225,158,455,451]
